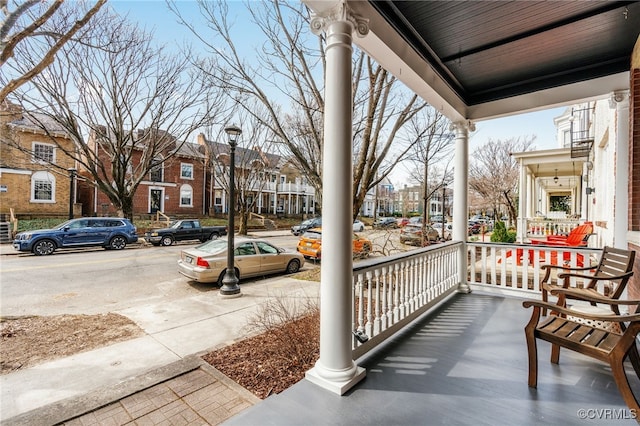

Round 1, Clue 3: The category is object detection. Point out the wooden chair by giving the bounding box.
[523,288,640,414]
[540,246,636,315]
[529,222,593,246]
[501,222,593,267]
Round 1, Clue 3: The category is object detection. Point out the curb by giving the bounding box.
[3,356,208,426]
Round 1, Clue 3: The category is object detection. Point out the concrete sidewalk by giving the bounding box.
[1,230,318,425]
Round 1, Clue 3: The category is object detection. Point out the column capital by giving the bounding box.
[450,120,476,134]
[310,0,369,38]
[608,90,629,109]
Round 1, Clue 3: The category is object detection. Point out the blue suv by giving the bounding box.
[13,217,138,256]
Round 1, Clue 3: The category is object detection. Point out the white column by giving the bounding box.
[305,1,367,395]
[610,91,630,249]
[517,159,527,242]
[525,169,533,221]
[451,121,474,293]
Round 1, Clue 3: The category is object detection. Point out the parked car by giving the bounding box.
[399,223,439,246]
[353,219,365,232]
[373,217,398,229]
[432,222,453,240]
[397,217,410,227]
[408,216,423,225]
[468,221,482,234]
[296,228,372,260]
[177,237,304,285]
[291,217,322,236]
[145,219,227,246]
[12,217,138,256]
[430,215,445,224]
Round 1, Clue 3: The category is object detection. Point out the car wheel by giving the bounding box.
[160,235,173,246]
[109,236,127,250]
[286,259,301,274]
[32,239,56,256]
[209,233,219,240]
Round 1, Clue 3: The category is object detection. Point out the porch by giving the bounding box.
[226,243,638,425]
[227,291,638,425]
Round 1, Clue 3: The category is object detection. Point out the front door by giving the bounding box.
[150,189,163,214]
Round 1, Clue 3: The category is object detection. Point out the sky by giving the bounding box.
[109,1,568,182]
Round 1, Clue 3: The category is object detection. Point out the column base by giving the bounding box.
[457,282,472,294]
[305,365,366,395]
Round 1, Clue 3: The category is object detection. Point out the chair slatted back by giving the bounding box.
[589,246,636,298]
[565,223,594,246]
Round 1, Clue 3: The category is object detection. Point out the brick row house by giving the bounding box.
[2,101,316,220]
[83,131,317,218]
[78,129,210,218]
[0,102,80,218]
[196,134,316,217]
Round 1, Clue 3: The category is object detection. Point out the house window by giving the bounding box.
[180,184,193,207]
[150,156,163,182]
[32,142,55,163]
[31,171,55,202]
[181,163,193,179]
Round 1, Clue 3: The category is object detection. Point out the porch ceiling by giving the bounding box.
[306,1,640,122]
[513,148,586,177]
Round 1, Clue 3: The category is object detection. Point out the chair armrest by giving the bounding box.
[529,238,547,245]
[549,287,640,306]
[541,264,593,272]
[523,299,640,323]
[557,271,633,282]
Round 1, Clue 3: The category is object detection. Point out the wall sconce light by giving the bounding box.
[586,187,595,195]
[553,169,558,184]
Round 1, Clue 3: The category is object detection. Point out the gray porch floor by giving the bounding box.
[224,292,640,425]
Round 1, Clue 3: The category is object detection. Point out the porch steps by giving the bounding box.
[0,222,11,243]
[263,219,277,230]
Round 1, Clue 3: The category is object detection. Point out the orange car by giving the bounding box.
[296,228,372,260]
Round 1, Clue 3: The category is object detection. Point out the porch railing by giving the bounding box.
[351,241,605,359]
[467,242,602,297]
[351,241,461,359]
[525,218,582,238]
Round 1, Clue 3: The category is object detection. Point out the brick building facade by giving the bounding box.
[78,131,208,218]
[0,102,80,218]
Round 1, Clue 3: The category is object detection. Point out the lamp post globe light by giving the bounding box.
[220,124,242,298]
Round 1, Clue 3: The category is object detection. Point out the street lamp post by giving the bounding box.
[220,124,242,298]
[68,168,77,220]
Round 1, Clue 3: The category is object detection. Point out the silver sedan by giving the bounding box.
[177,236,304,285]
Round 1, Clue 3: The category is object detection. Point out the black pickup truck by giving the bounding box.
[145,219,227,246]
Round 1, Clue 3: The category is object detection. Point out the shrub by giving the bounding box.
[490,221,516,243]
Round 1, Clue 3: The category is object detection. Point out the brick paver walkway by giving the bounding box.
[62,367,258,426]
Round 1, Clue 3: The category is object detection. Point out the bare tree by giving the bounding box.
[171,0,429,218]
[9,6,225,219]
[404,110,454,222]
[0,0,106,103]
[205,106,278,234]
[469,136,536,222]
